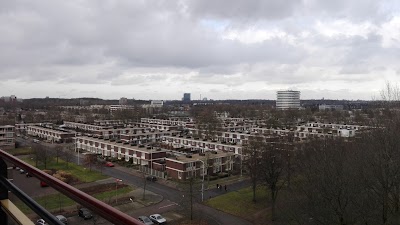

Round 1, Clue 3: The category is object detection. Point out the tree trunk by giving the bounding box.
[271,186,277,221]
[252,180,257,203]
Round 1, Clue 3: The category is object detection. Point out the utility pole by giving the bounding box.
[115,179,122,204]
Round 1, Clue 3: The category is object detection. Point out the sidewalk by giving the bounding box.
[112,164,250,193]
[112,164,180,189]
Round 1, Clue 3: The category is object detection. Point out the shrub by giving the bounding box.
[53,170,73,183]
[218,173,229,178]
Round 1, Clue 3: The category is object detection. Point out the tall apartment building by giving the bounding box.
[0,125,15,150]
[182,93,191,102]
[119,97,128,105]
[276,90,300,110]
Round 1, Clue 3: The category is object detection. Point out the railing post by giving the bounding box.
[0,157,8,225]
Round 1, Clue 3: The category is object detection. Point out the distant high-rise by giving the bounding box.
[119,97,128,105]
[182,93,191,102]
[276,90,300,110]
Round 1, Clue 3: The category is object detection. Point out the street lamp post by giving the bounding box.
[150,148,153,176]
[74,132,79,165]
[197,160,205,202]
[115,179,122,204]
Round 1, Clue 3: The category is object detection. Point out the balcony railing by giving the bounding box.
[0,149,142,225]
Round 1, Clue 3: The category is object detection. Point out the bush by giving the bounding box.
[218,173,229,178]
[209,176,219,181]
[53,173,67,183]
[42,169,53,175]
[53,170,73,183]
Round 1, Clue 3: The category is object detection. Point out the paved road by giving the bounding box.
[15,138,253,225]
[98,165,252,225]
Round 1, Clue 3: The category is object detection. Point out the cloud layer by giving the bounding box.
[1,0,400,100]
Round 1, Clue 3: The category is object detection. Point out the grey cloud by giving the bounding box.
[185,0,302,21]
[0,0,399,100]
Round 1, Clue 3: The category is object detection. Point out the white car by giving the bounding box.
[149,214,166,224]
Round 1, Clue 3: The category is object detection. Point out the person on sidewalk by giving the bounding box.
[224,184,227,192]
[216,184,219,189]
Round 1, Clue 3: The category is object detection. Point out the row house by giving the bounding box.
[27,126,75,143]
[220,124,253,132]
[305,122,367,131]
[0,125,15,150]
[166,152,234,180]
[296,125,357,138]
[15,123,53,134]
[93,120,126,126]
[92,127,150,139]
[135,123,179,131]
[75,136,166,166]
[252,126,357,140]
[162,136,243,155]
[120,130,180,145]
[217,131,253,145]
[63,121,106,132]
[140,118,193,128]
[251,127,292,136]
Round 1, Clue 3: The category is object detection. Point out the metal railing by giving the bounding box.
[0,149,143,225]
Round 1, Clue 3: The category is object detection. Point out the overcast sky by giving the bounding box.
[1,0,400,100]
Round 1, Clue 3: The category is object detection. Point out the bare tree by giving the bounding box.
[243,135,264,203]
[83,154,97,171]
[33,144,53,169]
[53,146,62,164]
[180,177,198,221]
[261,141,286,221]
[61,149,74,168]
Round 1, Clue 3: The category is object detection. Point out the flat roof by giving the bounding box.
[27,125,72,134]
[170,151,233,163]
[164,135,243,148]
[76,136,166,153]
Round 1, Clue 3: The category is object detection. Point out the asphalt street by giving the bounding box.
[16,137,253,225]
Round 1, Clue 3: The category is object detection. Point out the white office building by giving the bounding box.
[276,90,300,110]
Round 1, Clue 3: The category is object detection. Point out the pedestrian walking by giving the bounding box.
[224,185,227,192]
[216,184,219,189]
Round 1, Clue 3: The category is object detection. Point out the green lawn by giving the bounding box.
[23,158,107,183]
[205,186,270,220]
[5,147,34,156]
[17,186,133,213]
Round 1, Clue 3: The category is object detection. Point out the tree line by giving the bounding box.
[243,111,400,225]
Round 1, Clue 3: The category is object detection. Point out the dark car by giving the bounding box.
[78,208,93,220]
[146,176,157,182]
[26,172,32,177]
[138,216,154,225]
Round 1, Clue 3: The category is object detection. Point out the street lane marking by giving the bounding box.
[159,203,178,209]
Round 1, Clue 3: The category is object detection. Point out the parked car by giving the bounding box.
[19,169,25,174]
[146,176,157,182]
[149,214,166,224]
[26,172,32,177]
[55,215,68,225]
[33,139,40,143]
[105,162,115,167]
[35,219,47,225]
[40,181,49,187]
[138,216,154,225]
[78,208,93,220]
